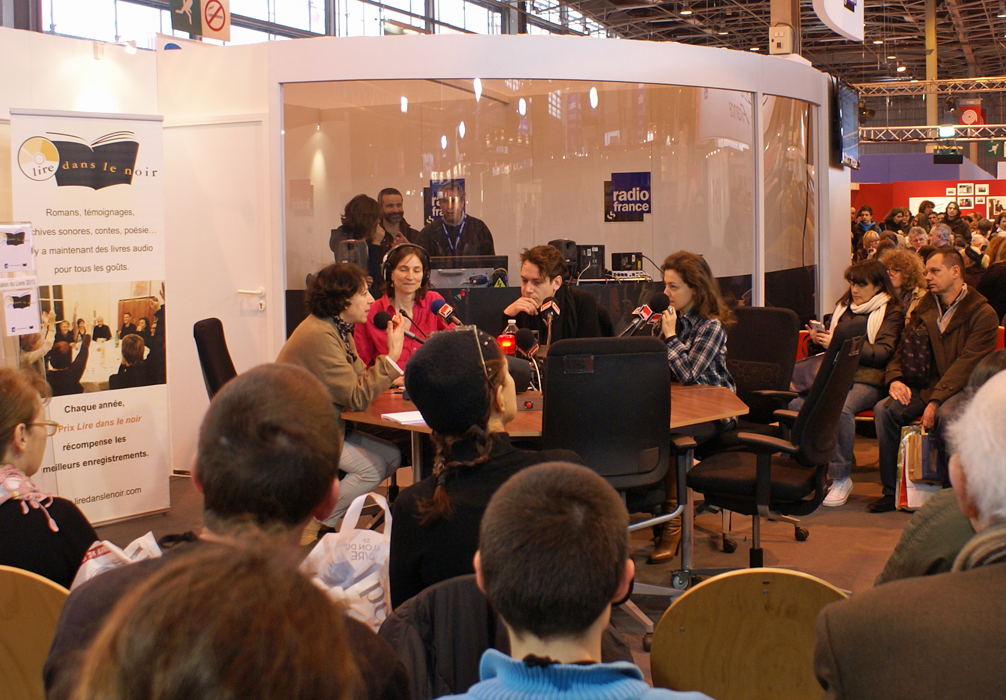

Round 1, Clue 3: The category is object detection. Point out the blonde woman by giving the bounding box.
[881,248,927,324]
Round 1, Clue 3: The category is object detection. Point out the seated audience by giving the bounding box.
[53,318,75,345]
[74,319,87,343]
[874,349,1006,586]
[944,201,971,243]
[502,245,604,343]
[118,312,136,339]
[993,211,1006,236]
[963,244,989,288]
[277,263,404,526]
[798,260,904,508]
[74,546,360,700]
[44,363,409,700]
[854,230,879,261]
[90,317,111,342]
[881,248,927,323]
[871,247,999,513]
[928,222,953,248]
[444,462,711,700]
[45,335,91,397]
[907,226,928,253]
[873,237,897,260]
[650,251,736,562]
[390,328,580,608]
[815,370,1006,700]
[134,317,151,346]
[977,236,1006,322]
[0,368,96,589]
[852,205,881,254]
[356,243,452,368]
[882,207,909,236]
[108,334,152,390]
[916,200,935,231]
[330,194,395,296]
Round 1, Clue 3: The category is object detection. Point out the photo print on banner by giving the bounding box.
[11,110,169,525]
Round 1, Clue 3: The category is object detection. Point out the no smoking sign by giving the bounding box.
[201,0,230,41]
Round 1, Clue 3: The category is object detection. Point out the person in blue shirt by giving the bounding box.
[443,462,712,700]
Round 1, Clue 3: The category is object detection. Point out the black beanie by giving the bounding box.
[404,328,500,435]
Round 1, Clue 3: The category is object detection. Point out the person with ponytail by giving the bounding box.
[388,327,581,609]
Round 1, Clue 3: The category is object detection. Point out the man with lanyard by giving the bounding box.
[871,247,999,513]
[417,180,495,257]
[378,187,421,246]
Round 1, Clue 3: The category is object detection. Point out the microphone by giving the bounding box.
[397,309,429,339]
[430,298,464,326]
[618,292,670,337]
[373,311,424,344]
[514,328,539,359]
[539,297,559,346]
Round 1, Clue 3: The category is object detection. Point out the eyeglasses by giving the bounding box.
[28,421,61,437]
[469,326,492,387]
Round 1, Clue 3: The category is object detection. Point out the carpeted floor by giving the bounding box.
[94,433,911,683]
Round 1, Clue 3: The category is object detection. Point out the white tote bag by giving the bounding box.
[301,493,393,631]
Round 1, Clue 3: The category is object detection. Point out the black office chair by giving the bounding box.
[686,336,863,568]
[726,306,801,426]
[193,318,238,399]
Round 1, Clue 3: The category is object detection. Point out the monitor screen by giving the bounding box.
[838,82,860,170]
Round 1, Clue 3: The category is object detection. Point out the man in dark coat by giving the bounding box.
[416,180,495,257]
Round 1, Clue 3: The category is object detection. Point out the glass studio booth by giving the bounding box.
[280,36,832,332]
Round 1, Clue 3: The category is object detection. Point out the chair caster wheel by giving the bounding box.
[795,527,809,542]
[670,571,691,590]
[643,633,653,652]
[722,537,737,553]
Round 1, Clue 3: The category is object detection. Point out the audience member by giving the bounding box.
[118,312,136,339]
[993,211,1006,236]
[108,334,153,390]
[356,243,452,368]
[874,349,1006,586]
[977,236,1006,322]
[20,310,54,377]
[389,329,581,608]
[90,317,111,342]
[852,205,881,254]
[417,180,496,256]
[501,245,604,343]
[977,218,993,241]
[882,207,909,236]
[45,335,91,397]
[916,200,935,231]
[874,237,897,259]
[907,226,928,253]
[378,187,420,246]
[963,244,989,288]
[928,222,953,248]
[330,194,395,295]
[53,318,75,345]
[871,247,999,513]
[881,248,927,323]
[74,546,360,700]
[0,368,96,589]
[44,363,409,700]
[854,230,879,261]
[444,462,711,700]
[277,263,404,526]
[815,370,1006,700]
[74,319,87,343]
[798,260,904,508]
[944,201,971,243]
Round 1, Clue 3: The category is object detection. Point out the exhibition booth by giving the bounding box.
[0,28,850,520]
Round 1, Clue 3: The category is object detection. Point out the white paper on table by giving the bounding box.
[3,288,41,336]
[0,224,34,272]
[380,411,427,426]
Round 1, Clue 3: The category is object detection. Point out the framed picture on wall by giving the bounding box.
[958,196,974,209]
[977,196,986,204]
[946,187,956,196]
[957,183,974,196]
[976,184,990,196]
[989,197,1006,217]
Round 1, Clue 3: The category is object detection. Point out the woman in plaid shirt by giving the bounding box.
[648,251,737,564]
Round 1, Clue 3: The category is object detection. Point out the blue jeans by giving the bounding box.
[790,382,884,481]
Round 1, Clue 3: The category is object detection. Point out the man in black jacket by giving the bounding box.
[501,244,605,344]
[44,364,410,700]
[417,180,495,256]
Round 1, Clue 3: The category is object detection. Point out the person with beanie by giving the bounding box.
[388,327,581,609]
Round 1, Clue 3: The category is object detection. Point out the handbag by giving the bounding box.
[789,353,824,394]
[900,319,934,389]
[301,493,393,632]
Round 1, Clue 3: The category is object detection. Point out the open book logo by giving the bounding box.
[6,294,32,309]
[4,231,25,246]
[18,132,140,190]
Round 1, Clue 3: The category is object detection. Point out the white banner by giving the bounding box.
[10,109,169,525]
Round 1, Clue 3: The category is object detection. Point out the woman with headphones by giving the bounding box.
[356,243,455,367]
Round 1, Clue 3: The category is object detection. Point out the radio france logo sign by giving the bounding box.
[604,172,651,222]
[18,133,140,190]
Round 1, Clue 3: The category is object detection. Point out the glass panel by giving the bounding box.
[763,96,817,323]
[0,123,12,222]
[47,0,117,40]
[231,0,269,21]
[274,0,314,30]
[282,79,758,331]
[115,2,163,47]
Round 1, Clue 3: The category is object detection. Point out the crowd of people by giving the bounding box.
[3,198,1006,698]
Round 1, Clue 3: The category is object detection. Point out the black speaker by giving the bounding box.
[933,152,964,165]
[612,252,643,272]
[577,244,605,280]
[548,239,578,277]
[335,239,368,267]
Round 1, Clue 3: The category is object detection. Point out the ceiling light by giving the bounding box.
[473,77,482,102]
[124,40,137,54]
[872,39,883,45]
[715,24,728,35]
[441,135,447,150]
[518,98,527,116]
[999,3,1006,17]
[679,1,692,15]
[887,54,897,60]
[896,62,907,73]
[400,96,408,113]
[589,87,599,109]
[749,46,760,51]
[458,121,466,139]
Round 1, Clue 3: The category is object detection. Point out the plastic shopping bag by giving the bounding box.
[301,493,392,632]
[896,425,942,512]
[70,531,162,590]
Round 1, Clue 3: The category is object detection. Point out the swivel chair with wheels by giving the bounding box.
[686,337,863,568]
[193,318,238,399]
[725,306,801,427]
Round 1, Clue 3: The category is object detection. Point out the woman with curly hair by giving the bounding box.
[881,247,927,324]
[388,328,580,608]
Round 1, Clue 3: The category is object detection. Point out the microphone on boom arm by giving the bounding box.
[373,311,425,344]
[514,327,542,391]
[617,292,670,337]
[430,298,464,326]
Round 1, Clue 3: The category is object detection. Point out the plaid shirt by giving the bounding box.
[665,309,736,391]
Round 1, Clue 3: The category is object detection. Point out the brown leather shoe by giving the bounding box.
[646,516,682,564]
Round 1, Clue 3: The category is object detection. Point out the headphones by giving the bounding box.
[382,243,432,290]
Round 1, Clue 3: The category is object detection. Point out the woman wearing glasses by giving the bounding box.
[388,328,581,608]
[0,368,97,588]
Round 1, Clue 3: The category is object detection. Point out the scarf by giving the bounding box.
[830,292,890,344]
[0,465,59,532]
[331,316,357,363]
[952,522,1006,572]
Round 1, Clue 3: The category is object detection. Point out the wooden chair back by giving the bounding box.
[0,566,70,700]
[651,568,846,700]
